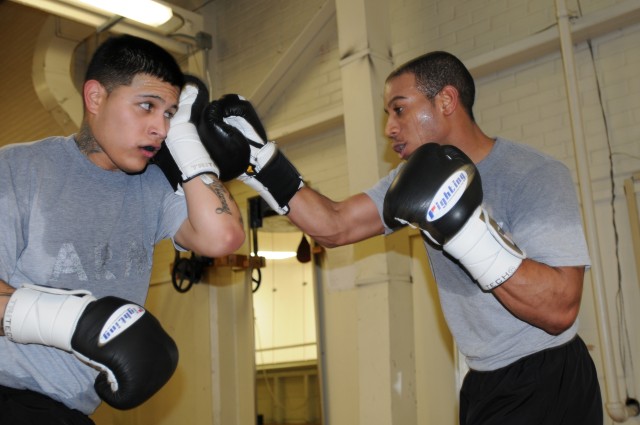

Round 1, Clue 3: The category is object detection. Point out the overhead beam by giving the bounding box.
[250,0,336,117]
[466,0,640,78]
[270,0,640,146]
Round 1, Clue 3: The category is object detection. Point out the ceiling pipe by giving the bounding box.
[10,0,202,55]
[32,16,90,131]
[17,0,209,133]
[555,0,639,421]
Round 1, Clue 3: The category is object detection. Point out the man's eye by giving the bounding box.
[165,110,175,119]
[394,107,403,115]
[140,102,152,111]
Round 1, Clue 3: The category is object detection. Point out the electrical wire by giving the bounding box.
[577,0,638,401]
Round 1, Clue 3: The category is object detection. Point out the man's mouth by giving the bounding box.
[393,143,406,155]
[140,146,158,158]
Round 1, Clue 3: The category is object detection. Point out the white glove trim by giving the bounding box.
[223,115,264,149]
[238,171,289,215]
[443,206,526,290]
[394,217,441,246]
[223,114,302,215]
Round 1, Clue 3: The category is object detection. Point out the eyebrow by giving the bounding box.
[384,95,407,111]
[137,93,178,112]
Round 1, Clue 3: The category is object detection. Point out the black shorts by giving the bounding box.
[460,335,603,425]
[0,384,95,425]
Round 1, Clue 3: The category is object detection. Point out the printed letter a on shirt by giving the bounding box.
[51,242,88,281]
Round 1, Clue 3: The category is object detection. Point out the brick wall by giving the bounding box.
[203,1,640,423]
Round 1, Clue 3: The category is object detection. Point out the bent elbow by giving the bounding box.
[231,231,246,252]
[196,227,245,259]
[544,307,580,336]
[216,227,246,256]
[545,323,572,336]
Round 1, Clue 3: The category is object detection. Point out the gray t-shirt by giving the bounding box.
[366,138,590,371]
[0,136,187,413]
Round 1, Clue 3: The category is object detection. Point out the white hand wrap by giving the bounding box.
[443,207,526,290]
[3,284,95,350]
[166,84,219,181]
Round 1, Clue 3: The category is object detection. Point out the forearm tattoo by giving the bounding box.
[200,175,232,215]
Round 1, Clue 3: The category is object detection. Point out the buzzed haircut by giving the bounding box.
[85,34,184,93]
[387,51,476,121]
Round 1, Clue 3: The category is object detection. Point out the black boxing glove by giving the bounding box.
[206,94,303,214]
[198,98,251,182]
[154,75,220,193]
[383,143,525,290]
[3,284,178,409]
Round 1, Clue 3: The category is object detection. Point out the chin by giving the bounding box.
[400,149,412,160]
[120,160,149,175]
[127,165,149,176]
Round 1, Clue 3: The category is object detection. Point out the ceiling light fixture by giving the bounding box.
[72,0,173,27]
[253,251,297,260]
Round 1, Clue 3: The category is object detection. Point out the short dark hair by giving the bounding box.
[85,34,184,93]
[387,51,476,121]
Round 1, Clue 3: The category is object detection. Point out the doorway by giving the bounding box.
[251,209,323,425]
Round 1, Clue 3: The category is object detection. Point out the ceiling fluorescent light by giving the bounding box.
[253,251,297,260]
[73,0,173,27]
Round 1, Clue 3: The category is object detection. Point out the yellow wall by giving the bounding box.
[91,240,216,425]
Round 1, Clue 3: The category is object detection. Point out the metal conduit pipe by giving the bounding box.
[555,0,639,421]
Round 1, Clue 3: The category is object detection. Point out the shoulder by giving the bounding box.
[1,136,73,160]
[489,137,562,164]
[364,163,405,203]
[141,163,177,195]
[144,163,171,185]
[0,137,75,182]
[480,138,571,183]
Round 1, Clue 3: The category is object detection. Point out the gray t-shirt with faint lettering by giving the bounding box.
[366,138,590,371]
[0,136,187,414]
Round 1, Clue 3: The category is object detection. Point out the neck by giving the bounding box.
[469,132,495,163]
[75,122,103,157]
[448,121,494,164]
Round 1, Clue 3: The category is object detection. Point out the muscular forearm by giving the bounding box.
[287,188,347,247]
[492,261,585,335]
[288,188,384,248]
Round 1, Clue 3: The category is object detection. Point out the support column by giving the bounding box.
[209,269,256,425]
[333,0,417,424]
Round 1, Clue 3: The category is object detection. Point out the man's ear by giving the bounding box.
[437,85,458,116]
[84,80,106,114]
